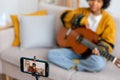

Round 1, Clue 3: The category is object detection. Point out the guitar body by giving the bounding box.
[56,27,120,68]
[56,27,99,55]
[57,27,120,68]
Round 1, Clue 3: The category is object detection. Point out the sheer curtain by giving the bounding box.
[39,0,80,8]
[55,0,80,8]
[39,0,56,4]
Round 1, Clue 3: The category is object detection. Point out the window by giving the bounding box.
[39,0,80,8]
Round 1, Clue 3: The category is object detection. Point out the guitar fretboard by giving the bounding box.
[77,35,115,62]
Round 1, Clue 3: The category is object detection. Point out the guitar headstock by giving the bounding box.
[114,58,120,68]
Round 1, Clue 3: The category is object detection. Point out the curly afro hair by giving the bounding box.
[87,0,111,9]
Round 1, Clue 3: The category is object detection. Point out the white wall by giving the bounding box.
[0,0,18,14]
[17,0,38,14]
[107,0,120,15]
[55,0,120,15]
[0,0,38,22]
[0,0,119,22]
[80,0,120,15]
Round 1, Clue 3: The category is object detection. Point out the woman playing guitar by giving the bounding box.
[47,0,120,72]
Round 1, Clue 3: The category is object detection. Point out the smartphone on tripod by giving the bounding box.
[20,57,49,77]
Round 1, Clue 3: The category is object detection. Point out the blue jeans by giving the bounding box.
[47,48,106,72]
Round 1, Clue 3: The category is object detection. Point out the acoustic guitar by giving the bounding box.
[56,27,120,68]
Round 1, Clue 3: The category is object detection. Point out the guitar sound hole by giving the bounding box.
[76,35,83,43]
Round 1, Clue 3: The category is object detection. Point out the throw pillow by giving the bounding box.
[11,10,47,46]
[19,15,56,49]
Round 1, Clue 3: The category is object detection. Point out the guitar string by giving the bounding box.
[77,35,115,62]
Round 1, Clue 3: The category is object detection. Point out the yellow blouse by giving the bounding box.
[61,8,116,53]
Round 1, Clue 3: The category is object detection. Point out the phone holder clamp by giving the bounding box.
[31,56,41,80]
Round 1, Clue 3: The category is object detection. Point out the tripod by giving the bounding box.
[32,72,41,80]
[31,56,41,80]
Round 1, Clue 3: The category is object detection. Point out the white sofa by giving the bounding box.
[0,3,120,80]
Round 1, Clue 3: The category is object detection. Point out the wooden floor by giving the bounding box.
[0,74,53,80]
[0,74,18,80]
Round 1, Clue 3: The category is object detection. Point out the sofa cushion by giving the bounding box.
[71,62,120,80]
[49,63,76,80]
[39,3,72,35]
[112,16,120,57]
[0,28,14,52]
[0,47,76,80]
[19,15,56,49]
[11,10,47,46]
[0,47,49,67]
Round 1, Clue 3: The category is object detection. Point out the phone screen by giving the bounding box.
[20,57,49,77]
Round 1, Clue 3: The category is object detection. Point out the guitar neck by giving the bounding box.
[78,36,116,62]
[98,48,116,62]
